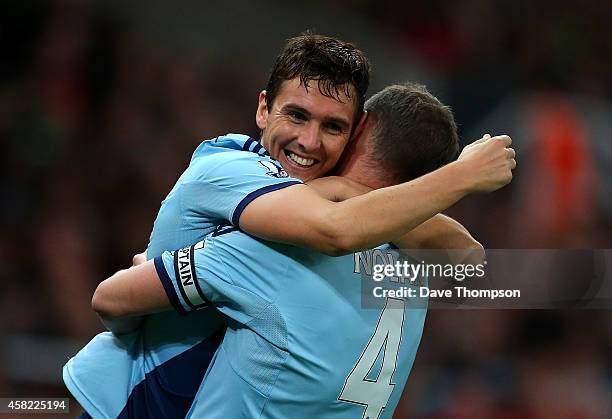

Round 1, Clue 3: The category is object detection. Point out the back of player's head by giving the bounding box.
[265,32,371,124]
[365,83,459,183]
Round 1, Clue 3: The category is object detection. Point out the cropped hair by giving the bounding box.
[365,83,459,182]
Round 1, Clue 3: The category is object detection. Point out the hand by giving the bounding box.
[132,251,147,266]
[457,134,516,193]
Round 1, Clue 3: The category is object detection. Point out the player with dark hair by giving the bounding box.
[264,32,370,133]
[363,83,459,180]
[334,83,460,185]
[91,83,514,418]
[64,33,514,418]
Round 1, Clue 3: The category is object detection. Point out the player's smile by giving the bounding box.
[284,150,317,167]
[256,77,356,181]
[275,148,322,180]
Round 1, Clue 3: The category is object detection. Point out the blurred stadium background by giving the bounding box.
[0,0,610,417]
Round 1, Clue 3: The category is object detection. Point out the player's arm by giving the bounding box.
[307,177,484,258]
[92,239,264,322]
[240,135,515,256]
[392,214,485,265]
[393,214,481,250]
[92,261,172,332]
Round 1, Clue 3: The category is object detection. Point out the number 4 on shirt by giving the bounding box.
[338,297,405,419]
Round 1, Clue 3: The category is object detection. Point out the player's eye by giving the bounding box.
[288,111,307,122]
[324,122,343,135]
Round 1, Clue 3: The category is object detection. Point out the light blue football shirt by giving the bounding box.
[63,134,303,418]
[155,232,427,419]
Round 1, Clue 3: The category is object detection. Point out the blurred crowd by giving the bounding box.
[0,1,610,417]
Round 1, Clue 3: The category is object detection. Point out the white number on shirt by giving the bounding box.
[338,297,405,419]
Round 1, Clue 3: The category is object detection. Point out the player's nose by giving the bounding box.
[296,124,321,153]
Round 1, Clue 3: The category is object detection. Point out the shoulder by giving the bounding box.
[187,148,293,186]
[189,151,283,181]
[191,133,262,159]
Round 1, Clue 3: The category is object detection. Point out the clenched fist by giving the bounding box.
[457,134,516,193]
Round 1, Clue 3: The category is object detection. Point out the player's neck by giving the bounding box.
[335,135,389,189]
[346,171,388,190]
[338,158,389,190]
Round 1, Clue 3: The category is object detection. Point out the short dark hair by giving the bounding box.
[365,83,459,182]
[265,32,370,124]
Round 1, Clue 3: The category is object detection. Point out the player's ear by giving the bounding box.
[256,90,268,130]
[350,111,368,142]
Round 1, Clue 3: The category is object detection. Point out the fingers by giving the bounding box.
[472,133,491,145]
[505,147,516,169]
[491,135,512,147]
[471,134,511,148]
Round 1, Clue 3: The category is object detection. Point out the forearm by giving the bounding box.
[325,161,472,253]
[393,214,480,249]
[92,268,148,334]
[93,251,151,334]
[92,262,172,328]
[322,135,513,253]
[392,214,485,265]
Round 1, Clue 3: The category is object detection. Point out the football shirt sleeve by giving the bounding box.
[153,236,275,325]
[184,151,303,226]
